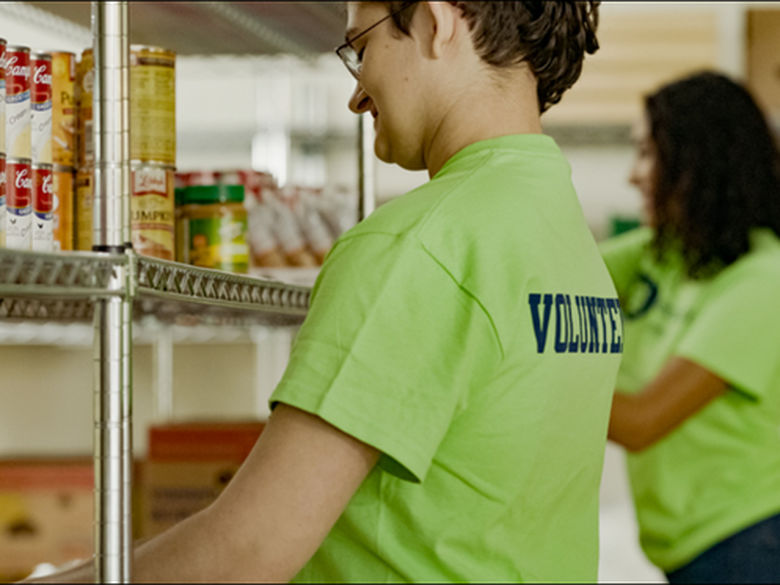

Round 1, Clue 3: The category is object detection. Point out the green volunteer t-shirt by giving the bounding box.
[601,226,780,571]
[271,134,623,582]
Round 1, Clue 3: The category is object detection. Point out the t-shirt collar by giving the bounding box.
[433,133,560,180]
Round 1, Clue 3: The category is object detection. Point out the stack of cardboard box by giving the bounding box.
[138,421,266,539]
[0,458,93,582]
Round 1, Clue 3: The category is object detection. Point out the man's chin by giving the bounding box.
[374,146,393,165]
[373,142,425,172]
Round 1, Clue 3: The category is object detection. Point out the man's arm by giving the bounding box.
[608,356,727,453]
[29,403,379,583]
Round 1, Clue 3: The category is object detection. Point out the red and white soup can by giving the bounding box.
[0,38,7,154]
[31,52,53,164]
[32,161,53,251]
[0,152,6,246]
[5,45,31,160]
[5,156,32,249]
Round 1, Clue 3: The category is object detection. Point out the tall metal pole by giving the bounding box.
[118,3,133,580]
[357,112,375,222]
[92,2,132,582]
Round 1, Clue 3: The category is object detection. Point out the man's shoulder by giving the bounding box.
[341,175,463,243]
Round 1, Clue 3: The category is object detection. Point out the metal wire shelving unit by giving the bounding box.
[0,3,316,581]
[0,250,311,584]
[0,248,310,325]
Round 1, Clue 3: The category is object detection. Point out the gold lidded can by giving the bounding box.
[76,47,93,169]
[75,165,93,251]
[130,45,176,166]
[49,51,77,167]
[131,161,175,260]
[52,164,74,251]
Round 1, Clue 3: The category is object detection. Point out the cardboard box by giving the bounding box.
[747,9,780,117]
[147,421,266,461]
[138,421,265,539]
[0,458,93,583]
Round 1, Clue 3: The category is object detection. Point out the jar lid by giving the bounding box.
[181,184,244,204]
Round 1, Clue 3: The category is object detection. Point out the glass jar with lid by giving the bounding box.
[176,184,249,273]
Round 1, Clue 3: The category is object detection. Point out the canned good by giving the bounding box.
[131,162,175,260]
[5,45,31,160]
[0,152,6,246]
[31,161,53,251]
[76,48,93,168]
[50,51,76,167]
[52,164,74,251]
[177,184,248,273]
[5,157,32,249]
[30,52,52,164]
[130,45,175,165]
[75,166,92,251]
[1,38,7,154]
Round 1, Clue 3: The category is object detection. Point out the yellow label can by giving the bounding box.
[51,51,77,168]
[130,45,176,165]
[131,162,175,260]
[75,166,92,251]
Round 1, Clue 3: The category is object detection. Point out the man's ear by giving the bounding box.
[424,1,458,59]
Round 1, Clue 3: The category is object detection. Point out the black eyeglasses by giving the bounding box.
[335,2,417,80]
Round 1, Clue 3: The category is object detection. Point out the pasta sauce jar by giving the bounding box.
[177,184,248,273]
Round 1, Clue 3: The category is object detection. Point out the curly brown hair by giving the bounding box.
[646,71,780,278]
[384,1,600,113]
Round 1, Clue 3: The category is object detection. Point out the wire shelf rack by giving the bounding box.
[0,249,311,325]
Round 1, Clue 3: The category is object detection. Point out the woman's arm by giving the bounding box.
[608,355,728,452]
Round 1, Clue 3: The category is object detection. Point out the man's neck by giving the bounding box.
[424,73,543,178]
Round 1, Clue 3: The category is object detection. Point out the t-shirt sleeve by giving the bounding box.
[676,269,780,400]
[599,227,653,298]
[269,233,501,483]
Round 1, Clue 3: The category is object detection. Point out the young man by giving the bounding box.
[35,2,620,582]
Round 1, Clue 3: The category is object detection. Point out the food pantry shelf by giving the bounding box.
[0,249,311,325]
[134,256,310,326]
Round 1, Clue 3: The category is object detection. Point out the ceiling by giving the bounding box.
[28,1,347,57]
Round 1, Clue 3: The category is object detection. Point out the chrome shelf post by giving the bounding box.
[92,1,132,581]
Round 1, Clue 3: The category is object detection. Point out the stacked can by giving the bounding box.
[4,45,32,249]
[76,45,177,260]
[0,38,6,247]
[31,51,53,251]
[51,51,77,250]
[129,45,176,260]
[76,48,92,169]
[75,47,92,251]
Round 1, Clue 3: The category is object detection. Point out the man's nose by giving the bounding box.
[348,83,372,114]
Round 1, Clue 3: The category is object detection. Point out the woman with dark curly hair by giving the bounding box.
[602,71,780,584]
